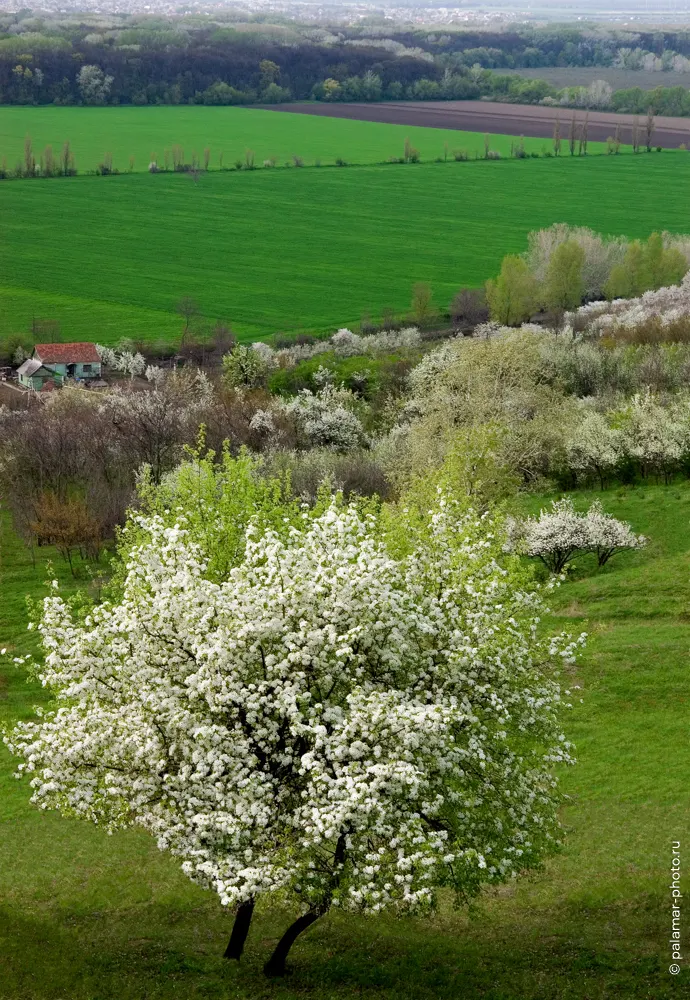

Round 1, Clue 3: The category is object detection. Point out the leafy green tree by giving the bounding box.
[542,240,585,310]
[605,240,646,299]
[221,343,271,389]
[606,234,688,299]
[486,256,540,326]
[410,282,436,325]
[643,232,687,290]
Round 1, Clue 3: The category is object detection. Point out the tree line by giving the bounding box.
[4,11,690,113]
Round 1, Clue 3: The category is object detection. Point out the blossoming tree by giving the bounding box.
[5,496,582,976]
[508,497,645,573]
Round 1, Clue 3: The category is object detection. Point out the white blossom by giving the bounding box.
[508,497,645,572]
[281,384,365,451]
[5,498,581,922]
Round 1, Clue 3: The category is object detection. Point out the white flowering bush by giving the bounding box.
[330,328,364,357]
[584,499,647,566]
[114,350,146,380]
[566,271,690,335]
[566,410,622,488]
[281,384,365,451]
[95,344,117,368]
[616,391,687,482]
[5,496,582,976]
[508,497,645,573]
[507,498,591,573]
[407,339,463,397]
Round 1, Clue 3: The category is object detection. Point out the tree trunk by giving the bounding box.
[263,910,321,977]
[223,899,255,961]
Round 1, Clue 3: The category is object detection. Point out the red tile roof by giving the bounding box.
[34,342,101,364]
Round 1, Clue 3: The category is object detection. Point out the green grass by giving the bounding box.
[0,105,614,176]
[0,152,687,345]
[0,483,688,998]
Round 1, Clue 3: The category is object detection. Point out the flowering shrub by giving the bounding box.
[222,344,273,388]
[566,272,690,336]
[584,499,647,566]
[4,495,582,975]
[565,410,622,488]
[508,497,645,572]
[280,383,365,451]
[616,391,688,482]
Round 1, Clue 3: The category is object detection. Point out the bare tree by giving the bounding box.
[569,114,577,157]
[41,145,55,177]
[552,118,561,157]
[203,147,211,171]
[632,116,640,153]
[581,113,590,156]
[24,134,34,177]
[449,288,489,330]
[61,141,75,176]
[645,109,655,152]
[614,122,622,154]
[176,297,201,349]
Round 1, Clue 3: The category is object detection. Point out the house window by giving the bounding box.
[82,364,92,373]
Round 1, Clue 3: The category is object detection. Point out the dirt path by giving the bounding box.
[264,100,690,149]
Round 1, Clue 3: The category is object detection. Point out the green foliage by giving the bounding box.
[542,239,585,310]
[267,353,395,397]
[128,443,300,583]
[410,281,435,324]
[486,255,539,325]
[221,343,269,388]
[605,232,689,299]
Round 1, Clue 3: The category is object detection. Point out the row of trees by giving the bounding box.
[486,229,689,325]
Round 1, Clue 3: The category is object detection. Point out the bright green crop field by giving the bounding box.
[0,151,688,345]
[0,105,614,175]
[1,483,688,998]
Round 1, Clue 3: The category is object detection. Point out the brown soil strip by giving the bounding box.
[262,100,690,149]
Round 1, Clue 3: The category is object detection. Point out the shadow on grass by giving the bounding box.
[0,899,685,1000]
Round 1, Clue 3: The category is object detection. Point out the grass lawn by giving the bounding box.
[1,152,688,347]
[0,483,688,998]
[0,105,616,176]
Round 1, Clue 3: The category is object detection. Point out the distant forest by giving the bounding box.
[3,12,690,113]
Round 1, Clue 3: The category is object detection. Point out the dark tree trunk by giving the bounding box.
[223,899,255,960]
[263,910,321,977]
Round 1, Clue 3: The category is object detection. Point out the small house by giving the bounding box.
[17,343,102,390]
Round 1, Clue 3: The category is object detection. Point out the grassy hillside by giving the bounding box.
[0,105,613,176]
[0,152,688,345]
[0,484,688,998]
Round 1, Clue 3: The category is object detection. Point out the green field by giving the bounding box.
[0,105,611,176]
[1,484,688,998]
[0,151,688,345]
